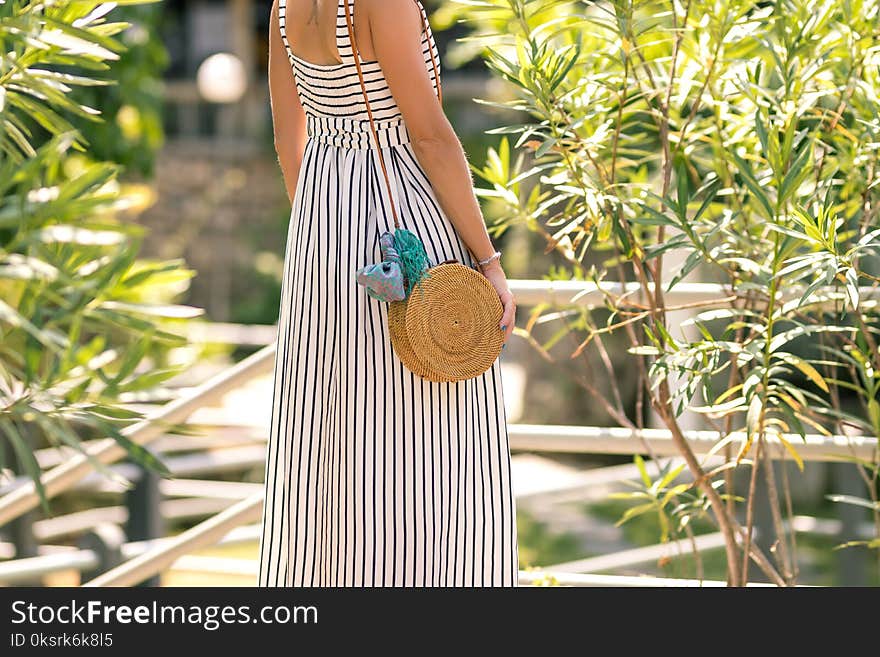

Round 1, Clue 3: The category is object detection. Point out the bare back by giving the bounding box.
[279,0,377,66]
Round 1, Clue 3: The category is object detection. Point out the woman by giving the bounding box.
[257,0,518,587]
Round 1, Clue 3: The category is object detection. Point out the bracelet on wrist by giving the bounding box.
[477,250,502,268]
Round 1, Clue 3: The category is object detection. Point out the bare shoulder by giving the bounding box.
[359,0,421,24]
[362,0,448,142]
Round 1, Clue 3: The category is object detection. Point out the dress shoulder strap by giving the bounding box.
[336,0,357,65]
[338,0,441,101]
[276,0,295,66]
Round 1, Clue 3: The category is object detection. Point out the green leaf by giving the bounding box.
[755,110,770,158]
[868,399,880,436]
[31,225,126,246]
[768,325,851,353]
[657,463,686,492]
[32,414,132,489]
[110,334,150,388]
[744,393,763,451]
[615,502,656,527]
[0,419,51,515]
[628,345,662,356]
[666,249,703,292]
[675,160,690,221]
[84,404,144,421]
[634,454,651,487]
[692,178,722,224]
[654,321,679,351]
[535,137,557,158]
[778,138,813,205]
[63,377,93,405]
[774,353,829,392]
[35,27,120,61]
[843,267,859,310]
[107,427,172,478]
[857,227,880,247]
[642,234,690,260]
[660,483,691,507]
[0,299,67,352]
[657,509,671,543]
[776,434,804,472]
[731,151,775,219]
[826,495,880,511]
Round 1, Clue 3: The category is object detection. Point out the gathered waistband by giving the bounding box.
[306,115,411,150]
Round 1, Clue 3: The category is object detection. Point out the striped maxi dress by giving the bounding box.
[257,0,518,587]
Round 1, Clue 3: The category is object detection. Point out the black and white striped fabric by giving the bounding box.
[258,0,518,587]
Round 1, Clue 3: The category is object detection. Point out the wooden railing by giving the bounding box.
[0,279,876,586]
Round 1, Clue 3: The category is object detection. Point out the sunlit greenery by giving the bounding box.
[0,0,196,512]
[457,0,880,585]
[68,3,168,177]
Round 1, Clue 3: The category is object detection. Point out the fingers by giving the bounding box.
[482,266,516,344]
[499,296,516,343]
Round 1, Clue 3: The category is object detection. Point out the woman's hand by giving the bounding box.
[479,260,516,344]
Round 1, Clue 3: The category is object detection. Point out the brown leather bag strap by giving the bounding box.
[343,0,442,230]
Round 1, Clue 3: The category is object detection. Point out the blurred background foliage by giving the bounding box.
[67,3,168,177]
[0,0,198,512]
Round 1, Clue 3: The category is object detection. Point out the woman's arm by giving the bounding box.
[269,0,308,204]
[365,0,516,341]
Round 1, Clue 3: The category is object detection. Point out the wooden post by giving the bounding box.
[77,524,127,584]
[125,466,164,587]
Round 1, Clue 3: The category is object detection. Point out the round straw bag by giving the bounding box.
[346,2,504,382]
[388,261,504,382]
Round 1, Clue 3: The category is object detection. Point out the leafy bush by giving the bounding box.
[0,0,198,512]
[457,0,880,584]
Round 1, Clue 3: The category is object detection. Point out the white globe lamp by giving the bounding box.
[196,52,247,104]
